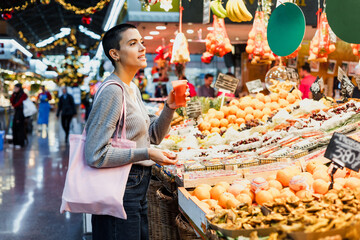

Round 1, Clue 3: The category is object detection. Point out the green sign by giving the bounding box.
[267,2,305,57]
[327,0,360,44]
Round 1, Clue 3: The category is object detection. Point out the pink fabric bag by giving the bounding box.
[60,80,136,219]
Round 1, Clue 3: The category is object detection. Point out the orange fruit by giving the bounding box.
[245,114,254,121]
[265,102,272,110]
[255,190,273,205]
[215,111,225,120]
[270,102,280,111]
[270,93,279,102]
[219,118,229,128]
[194,187,211,200]
[250,99,260,109]
[244,106,254,115]
[201,121,211,131]
[226,198,240,209]
[278,90,288,99]
[202,199,218,208]
[349,170,360,179]
[216,181,230,190]
[227,115,237,124]
[344,177,360,190]
[268,180,283,190]
[229,99,240,106]
[286,94,296,104]
[306,160,320,174]
[312,170,331,182]
[210,185,226,200]
[256,93,265,103]
[292,89,302,99]
[314,165,328,172]
[228,184,246,196]
[236,193,252,206]
[236,109,246,119]
[262,107,272,116]
[268,187,280,198]
[278,99,289,108]
[334,178,346,187]
[296,190,312,199]
[220,127,227,132]
[266,175,277,181]
[264,95,271,103]
[211,127,221,134]
[239,101,248,110]
[313,179,329,194]
[229,105,238,115]
[209,118,220,128]
[236,118,245,126]
[220,106,230,117]
[255,101,265,110]
[196,184,212,191]
[333,168,347,179]
[276,169,296,187]
[208,108,217,115]
[253,109,263,119]
[240,189,255,202]
[218,192,235,208]
[277,188,296,199]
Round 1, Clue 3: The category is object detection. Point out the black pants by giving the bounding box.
[12,109,26,146]
[61,115,72,140]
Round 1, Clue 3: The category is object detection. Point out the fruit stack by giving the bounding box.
[308,11,336,62]
[245,9,275,64]
[198,91,302,135]
[205,16,233,57]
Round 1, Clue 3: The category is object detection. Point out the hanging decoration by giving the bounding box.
[171,6,190,64]
[246,2,275,64]
[40,0,51,4]
[205,15,232,57]
[81,15,92,25]
[308,3,336,62]
[1,11,13,20]
[0,0,36,12]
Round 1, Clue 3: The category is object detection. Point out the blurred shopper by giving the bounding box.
[37,85,52,130]
[198,73,215,97]
[10,83,28,148]
[86,23,185,240]
[180,76,197,97]
[299,63,316,99]
[56,87,76,142]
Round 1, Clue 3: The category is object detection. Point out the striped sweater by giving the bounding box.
[85,73,175,167]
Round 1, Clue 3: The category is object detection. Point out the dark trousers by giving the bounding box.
[92,165,152,240]
[61,115,72,140]
[12,109,26,146]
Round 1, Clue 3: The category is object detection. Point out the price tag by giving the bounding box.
[324,133,360,172]
[338,66,355,98]
[186,101,202,119]
[214,73,240,94]
[202,0,210,24]
[246,79,264,93]
[286,67,300,84]
[310,77,324,100]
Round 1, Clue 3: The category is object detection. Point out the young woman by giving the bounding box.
[85,24,186,240]
[10,83,28,148]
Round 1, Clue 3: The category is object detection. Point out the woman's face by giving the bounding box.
[117,28,147,69]
[14,86,19,93]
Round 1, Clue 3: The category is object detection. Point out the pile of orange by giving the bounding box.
[198,91,302,134]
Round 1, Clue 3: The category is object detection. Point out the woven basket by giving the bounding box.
[175,213,202,240]
[147,177,163,240]
[156,186,180,240]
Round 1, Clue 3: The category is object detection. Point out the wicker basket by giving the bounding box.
[147,177,163,240]
[155,186,180,240]
[175,213,202,240]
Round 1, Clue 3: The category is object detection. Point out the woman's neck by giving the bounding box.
[114,66,137,86]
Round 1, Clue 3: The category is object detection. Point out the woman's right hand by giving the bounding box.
[148,148,178,166]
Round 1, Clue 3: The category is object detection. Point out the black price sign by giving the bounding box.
[338,66,355,98]
[214,73,240,94]
[286,67,300,84]
[186,101,202,119]
[246,79,263,94]
[324,133,360,172]
[310,77,324,101]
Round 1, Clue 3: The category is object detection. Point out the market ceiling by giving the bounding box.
[1,0,110,57]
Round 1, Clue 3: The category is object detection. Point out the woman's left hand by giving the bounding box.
[166,89,190,110]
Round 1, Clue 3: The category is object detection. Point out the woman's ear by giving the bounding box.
[109,49,120,62]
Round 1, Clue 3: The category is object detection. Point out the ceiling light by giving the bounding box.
[144,36,153,40]
[188,39,192,42]
[186,29,194,34]
[207,27,214,31]
[235,37,240,41]
[36,28,71,48]
[149,31,160,35]
[79,25,101,40]
[188,23,193,25]
[103,0,125,31]
[170,39,175,43]
[156,26,167,30]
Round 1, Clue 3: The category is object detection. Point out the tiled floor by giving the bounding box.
[0,113,83,240]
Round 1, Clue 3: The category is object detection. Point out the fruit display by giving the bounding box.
[226,0,253,22]
[205,15,232,57]
[351,44,360,56]
[170,32,190,64]
[246,9,275,64]
[308,11,336,62]
[201,51,214,64]
[210,0,228,19]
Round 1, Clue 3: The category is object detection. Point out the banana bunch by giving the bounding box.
[226,0,252,22]
[210,0,227,18]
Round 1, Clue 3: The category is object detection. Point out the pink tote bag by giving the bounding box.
[60,80,136,219]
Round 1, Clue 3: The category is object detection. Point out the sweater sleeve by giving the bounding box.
[12,93,27,108]
[85,85,149,168]
[148,103,175,145]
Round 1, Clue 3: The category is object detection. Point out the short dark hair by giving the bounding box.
[301,63,311,73]
[102,23,137,67]
[205,73,214,79]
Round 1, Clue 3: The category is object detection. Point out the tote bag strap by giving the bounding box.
[93,80,127,139]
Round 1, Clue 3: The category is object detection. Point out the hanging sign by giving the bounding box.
[186,101,202,119]
[310,77,324,100]
[324,133,360,172]
[338,66,355,98]
[214,73,240,94]
[246,79,263,93]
